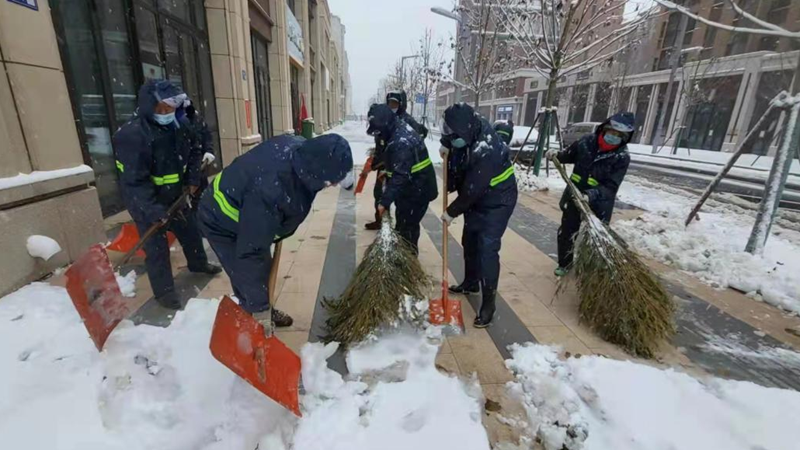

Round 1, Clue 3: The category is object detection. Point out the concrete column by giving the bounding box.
[585,83,597,122]
[666,78,687,147]
[641,84,661,144]
[723,61,761,152]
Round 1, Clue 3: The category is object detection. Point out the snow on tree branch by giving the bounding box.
[653,0,800,39]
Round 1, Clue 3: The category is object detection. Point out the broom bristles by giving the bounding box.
[324,219,430,345]
[553,160,675,358]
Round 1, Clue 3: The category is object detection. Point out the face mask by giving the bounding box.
[153,112,175,126]
[390,108,398,114]
[603,133,622,146]
[452,138,468,149]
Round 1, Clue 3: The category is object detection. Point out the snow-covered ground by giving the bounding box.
[327,120,443,165]
[614,176,800,314]
[627,143,800,176]
[506,343,800,450]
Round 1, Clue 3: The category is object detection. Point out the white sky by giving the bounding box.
[329,0,656,115]
[329,0,458,115]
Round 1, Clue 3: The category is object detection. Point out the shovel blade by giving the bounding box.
[429,284,465,334]
[65,244,130,351]
[107,223,176,257]
[210,296,302,416]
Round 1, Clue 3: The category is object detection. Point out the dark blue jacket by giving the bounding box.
[494,120,514,146]
[368,104,438,208]
[113,80,200,225]
[443,104,517,218]
[201,133,352,255]
[556,112,634,222]
[372,91,429,172]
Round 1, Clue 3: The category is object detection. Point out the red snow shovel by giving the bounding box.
[65,192,192,351]
[107,223,177,257]
[209,242,303,416]
[354,156,373,195]
[428,157,465,333]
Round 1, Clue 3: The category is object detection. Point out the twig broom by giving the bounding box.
[323,218,430,345]
[553,159,675,358]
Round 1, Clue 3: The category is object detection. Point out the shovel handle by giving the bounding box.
[116,162,209,268]
[442,156,449,297]
[268,241,283,304]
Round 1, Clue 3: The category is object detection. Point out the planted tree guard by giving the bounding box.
[553,159,675,358]
[324,219,430,345]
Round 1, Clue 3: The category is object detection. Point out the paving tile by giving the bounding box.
[481,384,527,448]
[273,291,317,332]
[274,330,309,355]
[435,353,461,376]
[501,289,563,327]
[528,325,592,357]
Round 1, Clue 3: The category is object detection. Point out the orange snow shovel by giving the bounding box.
[66,192,192,351]
[107,223,177,257]
[428,156,465,333]
[209,242,303,416]
[354,156,373,194]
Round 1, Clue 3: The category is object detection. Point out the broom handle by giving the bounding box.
[552,159,594,219]
[268,241,283,303]
[442,156,449,291]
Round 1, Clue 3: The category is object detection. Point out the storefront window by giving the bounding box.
[135,6,165,80]
[633,85,653,143]
[158,0,190,22]
[97,1,138,124]
[163,24,183,89]
[252,32,273,140]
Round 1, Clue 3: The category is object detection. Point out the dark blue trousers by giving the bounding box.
[135,209,208,298]
[395,198,429,254]
[461,201,515,292]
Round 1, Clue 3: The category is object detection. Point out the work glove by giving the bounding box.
[545,149,559,161]
[441,212,455,225]
[439,145,450,159]
[252,310,274,338]
[202,152,216,165]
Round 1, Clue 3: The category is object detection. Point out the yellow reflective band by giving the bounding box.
[587,177,599,187]
[152,173,180,185]
[411,157,432,174]
[490,166,515,187]
[115,160,124,173]
[213,174,240,222]
[496,130,511,137]
[570,173,582,183]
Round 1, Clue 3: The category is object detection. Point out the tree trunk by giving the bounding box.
[745,56,800,254]
[652,14,688,154]
[533,73,559,176]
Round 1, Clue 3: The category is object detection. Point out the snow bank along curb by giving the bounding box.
[505,343,800,450]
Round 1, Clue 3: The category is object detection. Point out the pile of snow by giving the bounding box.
[614,176,800,314]
[271,328,490,450]
[514,164,566,192]
[0,281,488,450]
[627,144,800,176]
[115,270,137,298]
[0,165,93,190]
[506,343,800,450]
[26,235,62,261]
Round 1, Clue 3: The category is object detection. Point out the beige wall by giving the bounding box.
[0,1,104,296]
[206,0,261,165]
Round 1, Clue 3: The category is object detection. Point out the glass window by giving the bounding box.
[591,83,611,123]
[181,35,200,102]
[135,6,165,80]
[193,0,206,29]
[158,0,190,22]
[252,32,273,139]
[633,85,653,143]
[569,84,590,124]
[163,24,183,89]
[96,0,138,125]
[196,40,221,168]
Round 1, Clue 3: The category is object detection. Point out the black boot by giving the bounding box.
[365,211,381,230]
[155,291,181,310]
[449,281,480,295]
[189,263,223,275]
[272,308,294,327]
[473,288,496,328]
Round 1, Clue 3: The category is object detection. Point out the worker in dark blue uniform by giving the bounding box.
[367,103,438,253]
[364,90,429,230]
[198,134,353,331]
[547,112,635,277]
[114,80,221,310]
[440,103,518,328]
[180,99,215,210]
[494,120,514,146]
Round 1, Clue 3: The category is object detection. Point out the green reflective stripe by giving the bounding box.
[115,160,124,173]
[213,174,240,222]
[385,171,393,178]
[490,166,515,187]
[587,177,599,187]
[570,173,582,183]
[496,130,511,137]
[152,173,180,185]
[411,157,432,174]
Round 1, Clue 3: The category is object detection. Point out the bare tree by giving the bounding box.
[416,29,450,127]
[653,0,800,255]
[451,0,516,107]
[496,0,655,175]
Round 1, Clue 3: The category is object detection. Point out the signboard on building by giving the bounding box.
[7,0,37,10]
[415,93,426,104]
[286,4,304,64]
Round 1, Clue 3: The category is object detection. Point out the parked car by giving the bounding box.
[562,122,601,147]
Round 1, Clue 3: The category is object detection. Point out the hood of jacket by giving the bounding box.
[292,133,353,192]
[596,111,636,145]
[386,90,408,114]
[136,79,185,120]
[444,103,482,146]
[367,103,399,140]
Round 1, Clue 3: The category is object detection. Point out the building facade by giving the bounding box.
[0,0,349,295]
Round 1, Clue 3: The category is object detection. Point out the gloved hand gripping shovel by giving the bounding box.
[209,241,302,416]
[428,156,465,333]
[65,189,201,351]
